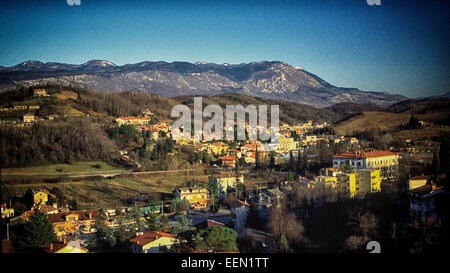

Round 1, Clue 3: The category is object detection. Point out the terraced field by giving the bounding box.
[1,161,125,180]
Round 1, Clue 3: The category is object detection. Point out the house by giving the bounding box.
[33,189,49,206]
[129,231,178,253]
[320,167,343,177]
[47,210,101,240]
[28,105,40,110]
[218,155,236,168]
[409,183,450,224]
[139,126,160,140]
[276,135,298,154]
[23,113,35,123]
[142,108,154,116]
[299,176,312,186]
[228,199,249,236]
[1,203,14,219]
[22,203,59,218]
[154,121,170,133]
[301,135,317,146]
[209,173,244,197]
[115,116,151,126]
[207,142,229,155]
[308,173,355,198]
[174,187,209,209]
[33,89,48,97]
[408,175,431,191]
[40,241,88,253]
[332,150,399,181]
[253,188,285,220]
[14,105,28,110]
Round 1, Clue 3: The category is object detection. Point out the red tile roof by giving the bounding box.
[229,199,249,209]
[409,175,431,180]
[117,116,151,121]
[219,155,236,161]
[214,172,240,178]
[47,210,100,223]
[129,231,176,246]
[195,219,225,229]
[333,150,397,159]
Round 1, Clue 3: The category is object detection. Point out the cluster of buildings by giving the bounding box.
[0,89,68,127]
[303,149,399,199]
[174,172,245,208]
[115,110,173,141]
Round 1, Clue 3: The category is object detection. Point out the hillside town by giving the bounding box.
[1,87,449,254]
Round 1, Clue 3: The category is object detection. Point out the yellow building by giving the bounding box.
[308,173,357,199]
[129,231,178,253]
[333,150,399,181]
[48,210,100,240]
[347,173,357,198]
[408,175,430,191]
[207,142,229,155]
[276,135,298,154]
[174,187,209,208]
[33,190,48,206]
[23,113,35,123]
[28,105,40,110]
[209,173,244,197]
[41,241,88,253]
[1,203,14,219]
[33,89,48,97]
[301,135,317,146]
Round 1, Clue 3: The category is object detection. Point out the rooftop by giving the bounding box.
[129,231,176,246]
[333,150,397,159]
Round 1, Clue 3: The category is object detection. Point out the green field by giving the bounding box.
[3,174,209,209]
[1,161,125,180]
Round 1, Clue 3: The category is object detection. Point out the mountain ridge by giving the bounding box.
[0,59,407,108]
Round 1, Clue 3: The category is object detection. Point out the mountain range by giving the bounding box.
[0,60,408,107]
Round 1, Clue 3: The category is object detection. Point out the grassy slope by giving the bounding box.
[5,174,210,208]
[1,161,125,180]
[332,111,411,136]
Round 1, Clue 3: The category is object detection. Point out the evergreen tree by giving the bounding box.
[297,151,304,175]
[22,209,57,249]
[194,226,237,251]
[130,204,145,232]
[207,178,220,212]
[269,151,276,170]
[439,139,450,179]
[288,151,295,172]
[234,178,246,200]
[255,146,261,170]
[288,171,294,181]
[94,214,116,248]
[173,214,195,235]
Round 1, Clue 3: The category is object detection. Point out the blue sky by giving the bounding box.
[0,0,448,98]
